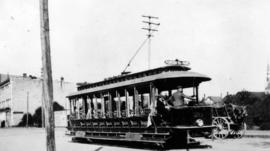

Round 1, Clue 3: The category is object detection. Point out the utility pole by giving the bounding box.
[142,15,160,69]
[41,68,45,128]
[39,0,56,151]
[267,63,270,82]
[26,92,29,127]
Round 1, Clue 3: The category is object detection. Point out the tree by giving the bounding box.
[32,107,42,127]
[18,113,33,127]
[53,101,65,111]
[222,91,270,130]
[32,102,65,127]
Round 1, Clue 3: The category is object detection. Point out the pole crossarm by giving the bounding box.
[142,15,159,19]
[142,21,160,26]
[142,28,158,32]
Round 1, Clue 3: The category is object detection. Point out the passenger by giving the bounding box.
[156,94,172,123]
[156,95,168,112]
[169,86,194,107]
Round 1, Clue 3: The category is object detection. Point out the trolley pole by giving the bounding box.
[142,15,160,69]
[39,0,56,151]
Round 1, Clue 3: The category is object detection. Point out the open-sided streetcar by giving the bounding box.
[66,61,215,148]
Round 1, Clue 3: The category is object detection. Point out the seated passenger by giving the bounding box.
[156,94,171,123]
[169,86,194,107]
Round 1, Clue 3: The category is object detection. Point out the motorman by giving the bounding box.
[169,86,194,107]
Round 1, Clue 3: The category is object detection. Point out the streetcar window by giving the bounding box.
[141,93,150,109]
[128,95,134,116]
[120,96,126,117]
[97,99,101,109]
[183,87,194,96]
[96,98,102,118]
[112,97,117,117]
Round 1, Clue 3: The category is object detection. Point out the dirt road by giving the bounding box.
[0,128,269,151]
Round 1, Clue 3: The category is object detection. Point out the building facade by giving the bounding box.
[0,74,76,127]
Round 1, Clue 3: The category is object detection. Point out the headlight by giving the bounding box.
[195,119,204,126]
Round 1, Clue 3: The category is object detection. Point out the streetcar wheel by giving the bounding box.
[212,117,230,139]
[156,143,164,149]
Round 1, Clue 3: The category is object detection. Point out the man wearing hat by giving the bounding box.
[169,86,194,107]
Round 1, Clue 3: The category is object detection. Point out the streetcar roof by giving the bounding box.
[77,65,191,91]
[67,65,211,98]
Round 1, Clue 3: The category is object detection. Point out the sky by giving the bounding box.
[1,0,270,97]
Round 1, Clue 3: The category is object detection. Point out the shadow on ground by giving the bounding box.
[248,141,270,149]
[69,138,212,150]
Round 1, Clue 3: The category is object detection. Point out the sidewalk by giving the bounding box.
[244,130,270,138]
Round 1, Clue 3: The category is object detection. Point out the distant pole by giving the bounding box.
[148,34,151,70]
[142,15,160,69]
[26,91,29,127]
[39,0,56,151]
[41,68,45,128]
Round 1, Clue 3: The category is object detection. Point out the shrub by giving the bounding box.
[260,122,270,130]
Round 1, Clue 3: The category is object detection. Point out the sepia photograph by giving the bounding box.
[0,0,270,151]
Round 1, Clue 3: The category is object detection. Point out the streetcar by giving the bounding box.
[66,60,215,148]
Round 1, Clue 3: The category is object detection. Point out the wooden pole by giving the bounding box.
[26,91,29,127]
[39,0,56,151]
[41,68,45,128]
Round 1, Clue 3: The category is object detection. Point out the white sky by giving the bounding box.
[1,0,270,97]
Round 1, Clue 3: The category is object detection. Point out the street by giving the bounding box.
[0,128,270,151]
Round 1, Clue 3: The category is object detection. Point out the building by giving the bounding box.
[203,96,223,107]
[0,73,76,127]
